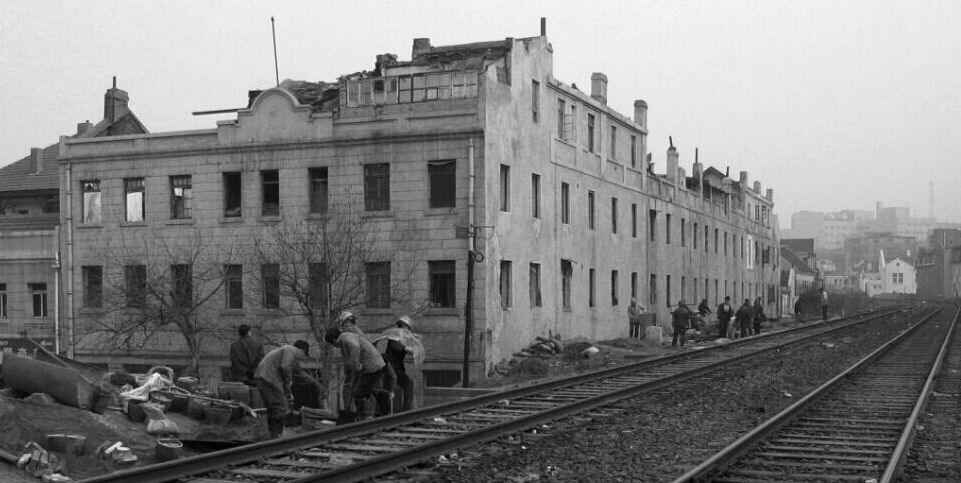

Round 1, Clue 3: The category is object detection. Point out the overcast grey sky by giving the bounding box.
[2,1,959,227]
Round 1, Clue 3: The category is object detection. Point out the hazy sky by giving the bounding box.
[2,1,959,227]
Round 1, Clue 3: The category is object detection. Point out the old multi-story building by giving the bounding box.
[0,81,146,361]
[57,32,778,385]
[915,228,961,299]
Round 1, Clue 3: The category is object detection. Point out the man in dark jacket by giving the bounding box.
[229,325,264,385]
[735,299,753,339]
[716,296,734,339]
[671,300,692,348]
[752,297,766,335]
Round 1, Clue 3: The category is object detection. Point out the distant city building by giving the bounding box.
[844,234,917,275]
[916,228,961,299]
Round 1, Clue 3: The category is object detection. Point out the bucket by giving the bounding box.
[204,405,232,425]
[176,377,198,392]
[155,438,183,462]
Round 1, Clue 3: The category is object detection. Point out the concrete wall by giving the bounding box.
[0,230,58,342]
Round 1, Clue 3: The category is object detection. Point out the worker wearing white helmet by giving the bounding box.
[337,310,365,336]
[372,315,422,412]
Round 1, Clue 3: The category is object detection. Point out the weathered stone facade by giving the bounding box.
[58,34,778,385]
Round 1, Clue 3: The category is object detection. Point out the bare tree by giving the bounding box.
[89,228,241,375]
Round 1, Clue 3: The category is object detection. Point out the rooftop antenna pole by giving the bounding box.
[271,16,280,88]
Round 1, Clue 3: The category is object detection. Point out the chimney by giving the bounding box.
[540,17,546,37]
[590,72,608,105]
[412,38,431,58]
[30,147,43,174]
[666,144,679,183]
[76,120,92,136]
[739,171,749,186]
[766,188,774,202]
[753,180,762,193]
[104,76,129,124]
[633,100,648,129]
[677,166,686,183]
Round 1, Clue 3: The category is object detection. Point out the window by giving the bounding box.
[705,225,710,253]
[610,126,617,159]
[262,264,280,308]
[694,222,699,248]
[428,160,456,208]
[893,273,903,284]
[611,270,619,306]
[649,274,657,306]
[531,80,540,123]
[223,172,242,217]
[309,168,329,213]
[741,237,746,259]
[308,263,328,311]
[366,262,391,308]
[714,228,719,254]
[724,232,728,256]
[681,218,686,247]
[225,264,243,309]
[587,113,596,153]
[631,203,638,238]
[82,266,103,308]
[666,214,672,245]
[171,264,192,306]
[631,272,638,299]
[170,175,192,219]
[589,268,596,308]
[125,265,146,308]
[500,260,512,308]
[611,197,618,234]
[81,180,102,223]
[529,263,542,307]
[561,260,573,309]
[499,164,511,212]
[631,135,637,168]
[666,275,672,306]
[705,279,710,304]
[30,283,47,317]
[557,98,566,137]
[587,191,595,230]
[261,170,279,216]
[0,283,6,318]
[429,261,456,308]
[714,279,719,305]
[649,210,657,241]
[531,174,541,218]
[681,276,686,303]
[561,182,570,224]
[364,164,390,211]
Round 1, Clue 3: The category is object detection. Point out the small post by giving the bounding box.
[271,17,279,87]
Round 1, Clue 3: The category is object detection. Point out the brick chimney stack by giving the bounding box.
[104,76,129,124]
[591,73,608,105]
[666,144,679,183]
[30,147,43,174]
[76,121,93,136]
[412,38,431,59]
[633,100,647,129]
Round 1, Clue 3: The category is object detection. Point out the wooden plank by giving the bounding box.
[263,458,336,470]
[228,467,313,479]
[752,451,888,463]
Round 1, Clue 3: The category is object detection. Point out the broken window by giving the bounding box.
[364,163,390,212]
[0,283,6,318]
[428,160,455,208]
[429,260,456,308]
[124,178,145,222]
[531,80,540,123]
[499,164,511,212]
[366,262,391,308]
[588,268,595,308]
[262,170,279,217]
[262,263,280,309]
[531,173,541,218]
[561,182,570,224]
[308,263,329,311]
[82,266,102,308]
[170,175,192,219]
[171,264,192,307]
[225,264,243,310]
[561,259,573,309]
[587,191,595,230]
[125,265,146,308]
[81,180,102,224]
[611,270,619,306]
[587,114,596,153]
[309,167,328,214]
[500,260,512,309]
[30,283,47,317]
[529,263,542,307]
[223,172,242,218]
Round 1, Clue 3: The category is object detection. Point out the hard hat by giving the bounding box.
[337,311,355,324]
[396,315,414,331]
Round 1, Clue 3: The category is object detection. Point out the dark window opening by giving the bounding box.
[223,172,242,217]
[364,164,390,212]
[428,160,456,208]
[429,261,456,308]
[262,170,280,216]
[309,167,329,213]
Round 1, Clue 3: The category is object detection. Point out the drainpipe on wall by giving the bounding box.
[65,163,75,358]
[462,138,476,388]
[53,234,61,354]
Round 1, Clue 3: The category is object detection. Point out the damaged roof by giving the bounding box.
[0,144,60,194]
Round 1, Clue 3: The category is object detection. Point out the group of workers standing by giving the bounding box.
[670,296,768,347]
[228,312,424,439]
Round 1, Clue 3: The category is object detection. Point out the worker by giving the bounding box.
[337,311,365,336]
[254,340,314,439]
[229,324,264,386]
[671,300,692,348]
[324,326,390,421]
[716,296,734,339]
[735,299,753,339]
[372,315,425,412]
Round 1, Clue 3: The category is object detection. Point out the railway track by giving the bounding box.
[79,306,914,483]
[673,303,959,483]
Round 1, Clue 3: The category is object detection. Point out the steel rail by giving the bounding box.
[77,305,907,483]
[671,304,947,483]
[880,303,960,483]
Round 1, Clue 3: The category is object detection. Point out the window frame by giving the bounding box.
[124,177,145,223]
[499,164,511,212]
[529,262,542,308]
[428,160,456,209]
[428,260,456,308]
[30,283,48,318]
[500,260,512,309]
[82,266,103,308]
[223,172,242,218]
[262,263,280,309]
[170,175,192,219]
[365,262,391,308]
[261,169,280,217]
[125,264,147,308]
[81,180,102,224]
[531,173,541,218]
[309,167,329,214]
[364,163,391,212]
[225,264,244,310]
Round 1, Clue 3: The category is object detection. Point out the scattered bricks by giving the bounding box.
[46,434,87,456]
[96,441,138,467]
[16,441,64,478]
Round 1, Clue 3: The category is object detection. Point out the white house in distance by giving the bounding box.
[882,257,916,295]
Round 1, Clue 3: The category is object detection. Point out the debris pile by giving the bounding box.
[16,441,68,481]
[95,441,137,467]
